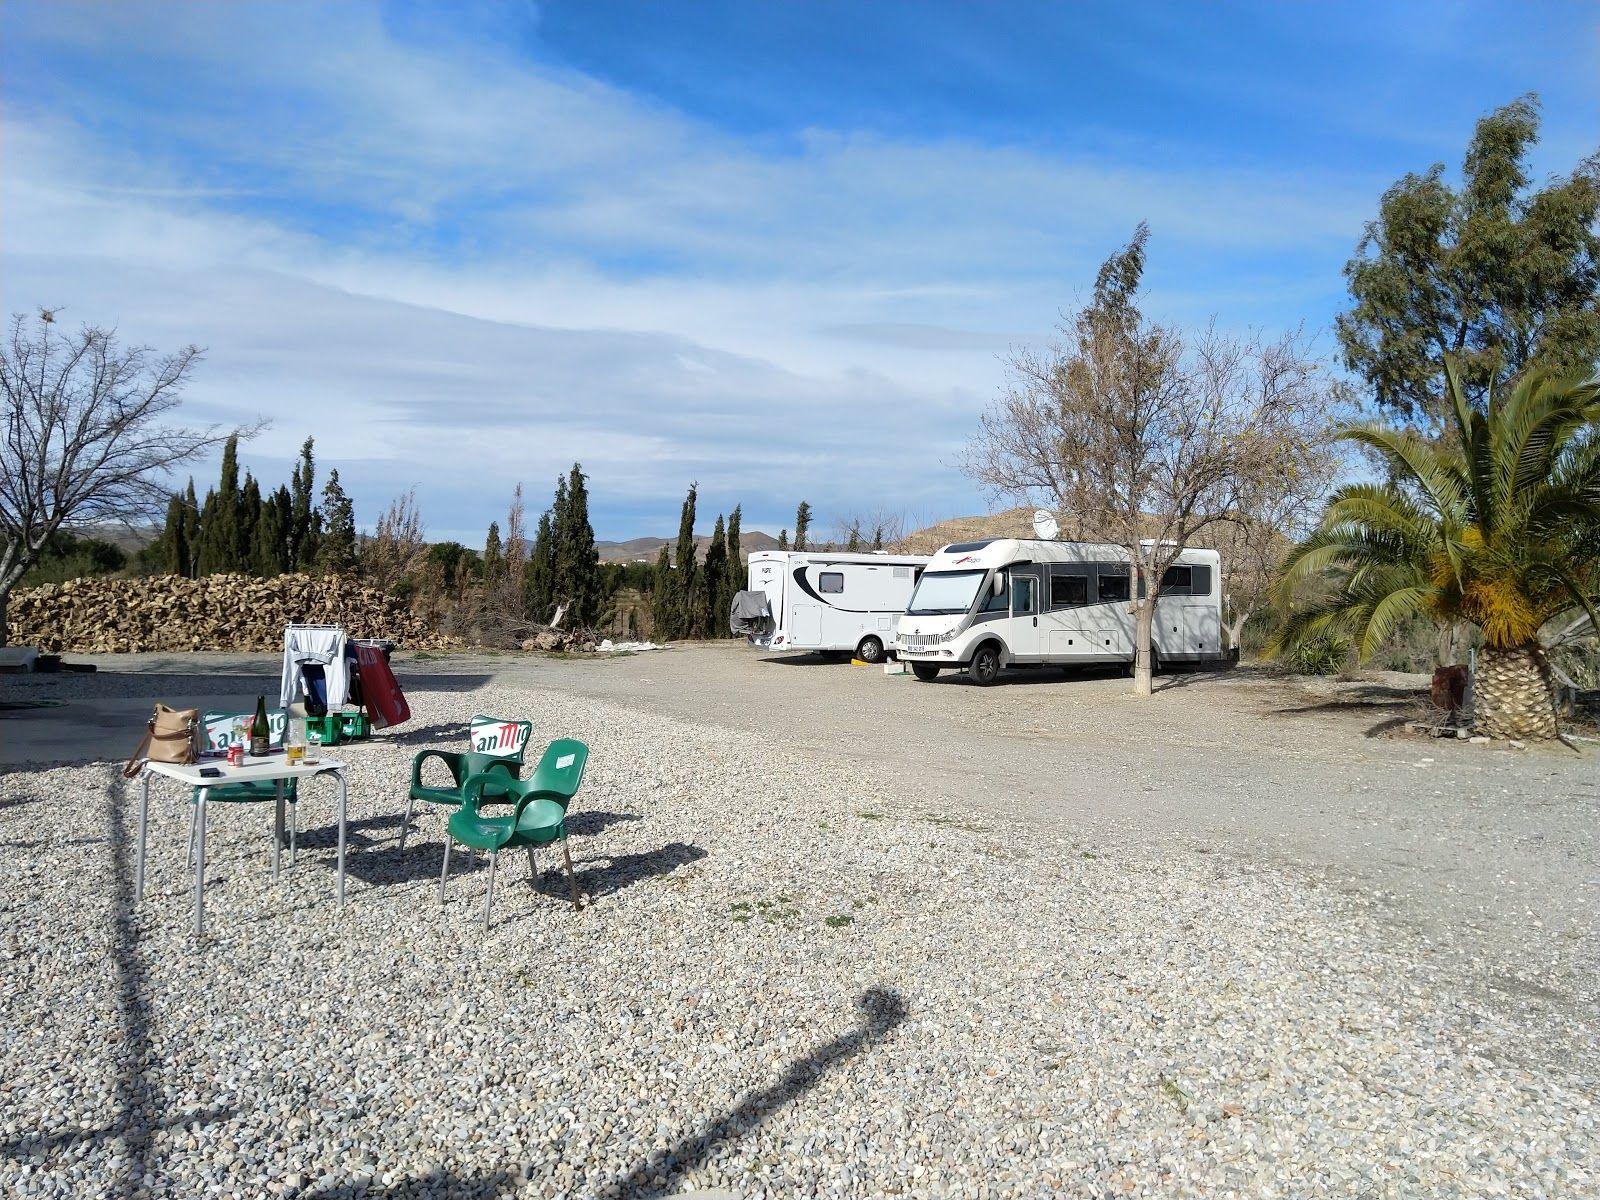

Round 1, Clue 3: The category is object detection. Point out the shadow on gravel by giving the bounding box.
[554,841,707,903]
[601,987,909,1199]
[0,776,233,1195]
[307,1166,519,1199]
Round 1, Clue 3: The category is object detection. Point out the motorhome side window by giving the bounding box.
[1049,574,1087,608]
[1161,565,1192,594]
[981,576,1008,612]
[819,572,844,594]
[1097,570,1131,602]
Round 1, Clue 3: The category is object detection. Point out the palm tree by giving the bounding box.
[1274,363,1600,740]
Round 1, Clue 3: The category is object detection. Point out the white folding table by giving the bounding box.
[136,754,350,937]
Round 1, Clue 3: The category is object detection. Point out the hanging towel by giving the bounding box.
[281,626,349,708]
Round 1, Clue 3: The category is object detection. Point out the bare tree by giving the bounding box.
[0,309,247,644]
[358,487,427,594]
[831,508,909,553]
[963,226,1345,695]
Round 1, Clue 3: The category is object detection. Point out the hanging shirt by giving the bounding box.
[280,626,349,708]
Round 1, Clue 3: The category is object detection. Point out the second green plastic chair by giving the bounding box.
[440,738,590,928]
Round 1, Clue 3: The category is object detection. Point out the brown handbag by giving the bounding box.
[122,704,200,778]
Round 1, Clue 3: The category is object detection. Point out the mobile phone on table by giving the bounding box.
[199,766,223,778]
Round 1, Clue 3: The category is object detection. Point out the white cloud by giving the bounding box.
[0,1,1377,537]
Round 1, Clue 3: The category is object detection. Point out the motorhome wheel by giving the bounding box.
[856,635,885,663]
[911,663,941,682]
[968,644,1001,686]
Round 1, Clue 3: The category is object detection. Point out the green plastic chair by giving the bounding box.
[400,715,534,853]
[187,709,300,870]
[440,738,590,928]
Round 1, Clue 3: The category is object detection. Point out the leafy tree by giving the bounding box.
[315,469,357,575]
[524,508,555,623]
[1338,95,1600,424]
[21,532,127,587]
[1274,364,1600,740]
[553,463,600,626]
[793,501,812,551]
[289,437,320,571]
[702,513,728,637]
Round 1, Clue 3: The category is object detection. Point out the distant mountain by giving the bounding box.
[596,529,781,564]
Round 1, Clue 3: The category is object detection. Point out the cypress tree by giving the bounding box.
[161,493,188,576]
[272,486,293,573]
[525,509,555,624]
[650,544,675,638]
[315,469,357,575]
[254,486,288,576]
[198,435,241,573]
[673,483,699,637]
[554,463,600,626]
[846,520,861,552]
[181,480,200,578]
[240,474,263,574]
[702,513,728,638]
[483,521,503,585]
[724,504,745,631]
[793,501,812,551]
[778,528,788,550]
[290,437,320,571]
[195,489,219,574]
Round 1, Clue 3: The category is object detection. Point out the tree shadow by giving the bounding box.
[600,986,908,1199]
[1153,667,1240,692]
[0,776,233,1194]
[305,1166,519,1199]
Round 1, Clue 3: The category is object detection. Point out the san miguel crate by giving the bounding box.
[306,711,371,746]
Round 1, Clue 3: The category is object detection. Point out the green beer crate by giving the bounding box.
[306,711,371,746]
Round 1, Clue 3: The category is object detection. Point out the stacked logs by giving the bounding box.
[10,574,457,653]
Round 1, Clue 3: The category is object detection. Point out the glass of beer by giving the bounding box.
[285,718,307,765]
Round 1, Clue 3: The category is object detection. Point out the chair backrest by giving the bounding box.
[468,715,534,764]
[202,708,288,755]
[523,738,589,806]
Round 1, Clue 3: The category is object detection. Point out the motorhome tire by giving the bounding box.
[968,643,1002,686]
[856,636,885,664]
[911,663,940,682]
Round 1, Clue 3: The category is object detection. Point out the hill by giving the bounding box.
[597,529,781,564]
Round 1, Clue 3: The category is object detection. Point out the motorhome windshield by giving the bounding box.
[905,570,985,616]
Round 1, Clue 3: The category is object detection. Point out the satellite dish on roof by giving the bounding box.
[1032,509,1060,540]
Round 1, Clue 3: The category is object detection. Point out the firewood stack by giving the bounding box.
[11,574,457,653]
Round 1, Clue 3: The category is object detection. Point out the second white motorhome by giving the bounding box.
[893,538,1224,684]
[734,550,929,662]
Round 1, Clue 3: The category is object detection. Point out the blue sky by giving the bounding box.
[3,1,1596,542]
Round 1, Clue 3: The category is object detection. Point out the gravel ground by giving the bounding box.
[2,676,1595,1198]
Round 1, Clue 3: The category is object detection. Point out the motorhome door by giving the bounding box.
[1007,566,1042,659]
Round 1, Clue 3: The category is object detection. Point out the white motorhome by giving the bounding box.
[735,550,929,663]
[893,538,1224,684]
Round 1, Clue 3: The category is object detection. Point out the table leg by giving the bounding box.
[193,789,208,939]
[336,771,348,910]
[273,779,285,882]
[136,771,150,904]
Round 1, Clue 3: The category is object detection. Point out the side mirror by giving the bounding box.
[992,574,1005,596]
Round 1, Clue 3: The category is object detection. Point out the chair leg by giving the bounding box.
[399,796,415,854]
[439,837,452,906]
[525,845,538,881]
[560,832,581,912]
[483,851,498,932]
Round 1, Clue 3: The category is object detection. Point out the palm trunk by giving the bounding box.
[1474,644,1559,741]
